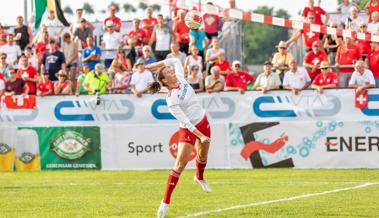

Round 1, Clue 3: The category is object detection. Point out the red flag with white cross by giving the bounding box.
[355,91,368,109]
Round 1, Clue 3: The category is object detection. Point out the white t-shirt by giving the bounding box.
[43,18,63,39]
[349,69,375,86]
[130,70,154,92]
[0,44,21,66]
[187,55,203,76]
[103,32,123,59]
[154,25,171,51]
[283,68,311,90]
[0,79,4,90]
[368,22,379,33]
[205,75,225,87]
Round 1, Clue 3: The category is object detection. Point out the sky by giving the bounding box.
[1,0,338,26]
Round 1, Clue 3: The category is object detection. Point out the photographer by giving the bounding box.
[84,63,110,95]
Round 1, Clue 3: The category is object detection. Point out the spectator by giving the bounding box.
[23,46,38,69]
[70,8,94,34]
[366,39,379,87]
[82,36,101,71]
[142,7,158,43]
[4,67,28,96]
[338,0,359,26]
[41,39,66,81]
[324,22,342,65]
[0,53,10,80]
[62,32,79,85]
[173,9,190,54]
[0,74,4,96]
[205,66,225,93]
[187,65,204,93]
[225,60,254,94]
[110,49,132,72]
[109,63,131,94]
[348,60,376,92]
[54,70,72,95]
[213,50,230,76]
[16,55,38,95]
[335,37,361,87]
[365,0,379,23]
[184,45,203,77]
[254,61,281,93]
[302,0,329,25]
[203,2,223,39]
[37,71,54,96]
[84,63,110,95]
[0,34,7,47]
[103,3,122,32]
[283,59,311,95]
[42,10,64,40]
[357,22,371,60]
[272,41,294,82]
[34,31,49,65]
[138,45,157,65]
[73,18,93,49]
[368,11,379,33]
[189,28,209,58]
[0,34,22,68]
[14,16,33,51]
[205,37,224,74]
[311,61,338,94]
[102,20,123,69]
[345,6,364,32]
[126,18,148,55]
[150,14,172,61]
[75,63,90,96]
[166,42,186,65]
[0,23,7,39]
[130,59,154,98]
[303,40,328,79]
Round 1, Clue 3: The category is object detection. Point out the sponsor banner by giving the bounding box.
[100,124,229,170]
[20,127,101,170]
[229,120,379,169]
[0,127,17,172]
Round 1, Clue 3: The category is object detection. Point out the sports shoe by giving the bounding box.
[157,201,169,218]
[194,176,212,193]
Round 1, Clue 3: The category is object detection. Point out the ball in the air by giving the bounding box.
[185,10,203,29]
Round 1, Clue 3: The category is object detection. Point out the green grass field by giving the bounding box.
[0,169,378,218]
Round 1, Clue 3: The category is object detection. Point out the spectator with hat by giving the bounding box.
[130,59,154,98]
[102,20,123,69]
[82,36,101,71]
[41,39,66,81]
[303,40,328,79]
[272,40,293,82]
[54,70,72,95]
[311,61,338,94]
[225,60,254,94]
[205,66,225,93]
[84,63,110,95]
[36,71,54,96]
[348,60,376,93]
[103,3,122,32]
[283,59,311,95]
[254,61,281,93]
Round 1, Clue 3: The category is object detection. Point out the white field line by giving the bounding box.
[177,182,379,218]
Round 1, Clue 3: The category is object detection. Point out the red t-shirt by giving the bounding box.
[302,6,326,25]
[368,1,379,22]
[35,41,47,63]
[368,49,379,78]
[174,20,190,43]
[203,14,221,34]
[336,44,361,73]
[37,80,54,95]
[214,60,230,72]
[357,38,371,56]
[127,29,148,46]
[225,71,254,91]
[143,17,158,39]
[300,29,320,49]
[16,66,38,94]
[54,80,71,94]
[312,71,338,86]
[104,17,122,32]
[304,50,328,78]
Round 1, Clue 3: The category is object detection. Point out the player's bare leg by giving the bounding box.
[194,140,212,193]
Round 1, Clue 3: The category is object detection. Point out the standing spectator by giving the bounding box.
[213,50,230,76]
[0,74,4,96]
[173,10,190,54]
[84,63,110,95]
[14,16,33,51]
[324,22,342,65]
[302,0,329,25]
[225,60,254,94]
[203,2,223,39]
[110,49,132,72]
[41,39,66,81]
[345,6,365,32]
[103,3,122,32]
[102,21,123,69]
[166,42,186,65]
[348,61,376,92]
[283,59,311,95]
[205,37,224,74]
[70,8,94,34]
[16,55,38,95]
[142,7,158,43]
[184,45,203,77]
[0,53,10,80]
[0,34,22,68]
[138,45,157,65]
[75,63,90,96]
[54,70,72,95]
[126,18,148,49]
[368,11,379,33]
[357,22,371,60]
[34,31,49,65]
[82,36,101,71]
[303,40,328,79]
[365,0,379,23]
[4,67,29,96]
[0,23,7,39]
[366,40,379,87]
[42,10,64,40]
[187,65,204,93]
[23,46,38,69]
[205,66,225,93]
[335,37,361,87]
[62,33,79,87]
[254,61,281,93]
[109,63,131,94]
[73,18,93,49]
[150,14,172,61]
[130,59,154,98]
[37,71,54,96]
[0,34,7,47]
[189,28,209,58]
[338,0,359,26]
[272,41,294,82]
[311,61,338,94]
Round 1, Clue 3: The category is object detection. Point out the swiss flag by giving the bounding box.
[1,95,36,109]
[355,91,368,109]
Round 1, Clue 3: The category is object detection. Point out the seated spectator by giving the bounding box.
[54,70,72,95]
[14,16,33,51]
[324,22,342,65]
[103,3,122,32]
[302,0,329,25]
[187,65,204,93]
[73,18,93,49]
[166,42,186,65]
[102,20,123,69]
[348,61,376,93]
[345,6,364,32]
[337,0,359,26]
[23,46,38,69]
[365,0,379,23]
[189,28,209,58]
[62,32,79,85]
[303,40,328,79]
[368,11,379,33]
[311,61,338,94]
[16,55,38,95]
[172,9,190,55]
[138,45,157,65]
[205,66,225,93]
[283,59,311,95]
[4,67,29,96]
[0,53,10,80]
[41,39,66,81]
[272,41,293,82]
[84,63,110,95]
[225,60,254,94]
[108,63,130,94]
[205,37,224,75]
[254,61,281,93]
[110,49,132,72]
[0,34,22,68]
[75,63,90,96]
[335,37,361,87]
[203,2,223,39]
[150,14,172,61]
[37,71,54,96]
[184,45,203,77]
[42,10,64,40]
[130,59,155,98]
[82,36,101,71]
[213,50,230,76]
[366,39,379,87]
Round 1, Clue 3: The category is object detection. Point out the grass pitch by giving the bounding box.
[0,169,378,218]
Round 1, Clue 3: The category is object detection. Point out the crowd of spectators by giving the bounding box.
[0,1,379,100]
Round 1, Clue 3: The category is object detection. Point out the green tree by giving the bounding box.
[243,6,290,65]
[110,2,120,12]
[83,3,95,15]
[337,0,369,9]
[63,6,73,15]
[123,3,136,13]
[139,2,148,11]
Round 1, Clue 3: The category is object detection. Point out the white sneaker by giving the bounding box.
[194,176,212,193]
[157,201,169,218]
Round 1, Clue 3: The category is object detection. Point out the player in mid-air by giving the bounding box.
[146,58,212,218]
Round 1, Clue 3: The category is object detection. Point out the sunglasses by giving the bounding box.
[320,68,328,70]
[279,47,286,49]
[1,57,6,59]
[234,65,241,68]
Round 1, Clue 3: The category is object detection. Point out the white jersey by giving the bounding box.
[164,58,205,132]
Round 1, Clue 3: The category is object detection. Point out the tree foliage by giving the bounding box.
[139,2,148,11]
[337,0,369,8]
[63,6,73,15]
[123,3,136,13]
[110,2,120,12]
[83,3,95,15]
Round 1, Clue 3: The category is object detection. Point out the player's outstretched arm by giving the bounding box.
[146,61,165,72]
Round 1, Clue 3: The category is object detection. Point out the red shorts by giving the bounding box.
[178,116,211,145]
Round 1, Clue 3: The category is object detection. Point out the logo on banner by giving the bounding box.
[361,94,379,116]
[50,131,91,160]
[19,152,36,164]
[325,136,379,152]
[168,131,197,160]
[0,143,11,154]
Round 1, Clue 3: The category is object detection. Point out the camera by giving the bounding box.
[95,89,100,105]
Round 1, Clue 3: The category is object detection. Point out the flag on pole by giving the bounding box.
[355,91,368,109]
[34,0,69,29]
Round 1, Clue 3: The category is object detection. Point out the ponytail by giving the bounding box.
[148,81,161,94]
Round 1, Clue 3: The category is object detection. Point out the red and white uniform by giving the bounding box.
[302,6,327,25]
[368,49,379,78]
[300,29,320,50]
[304,50,328,78]
[312,71,338,86]
[336,44,361,73]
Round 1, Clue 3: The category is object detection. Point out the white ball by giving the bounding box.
[185,10,203,29]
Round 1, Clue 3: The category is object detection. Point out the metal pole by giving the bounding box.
[24,0,28,20]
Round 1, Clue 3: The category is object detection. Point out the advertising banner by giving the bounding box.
[0,127,17,172]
